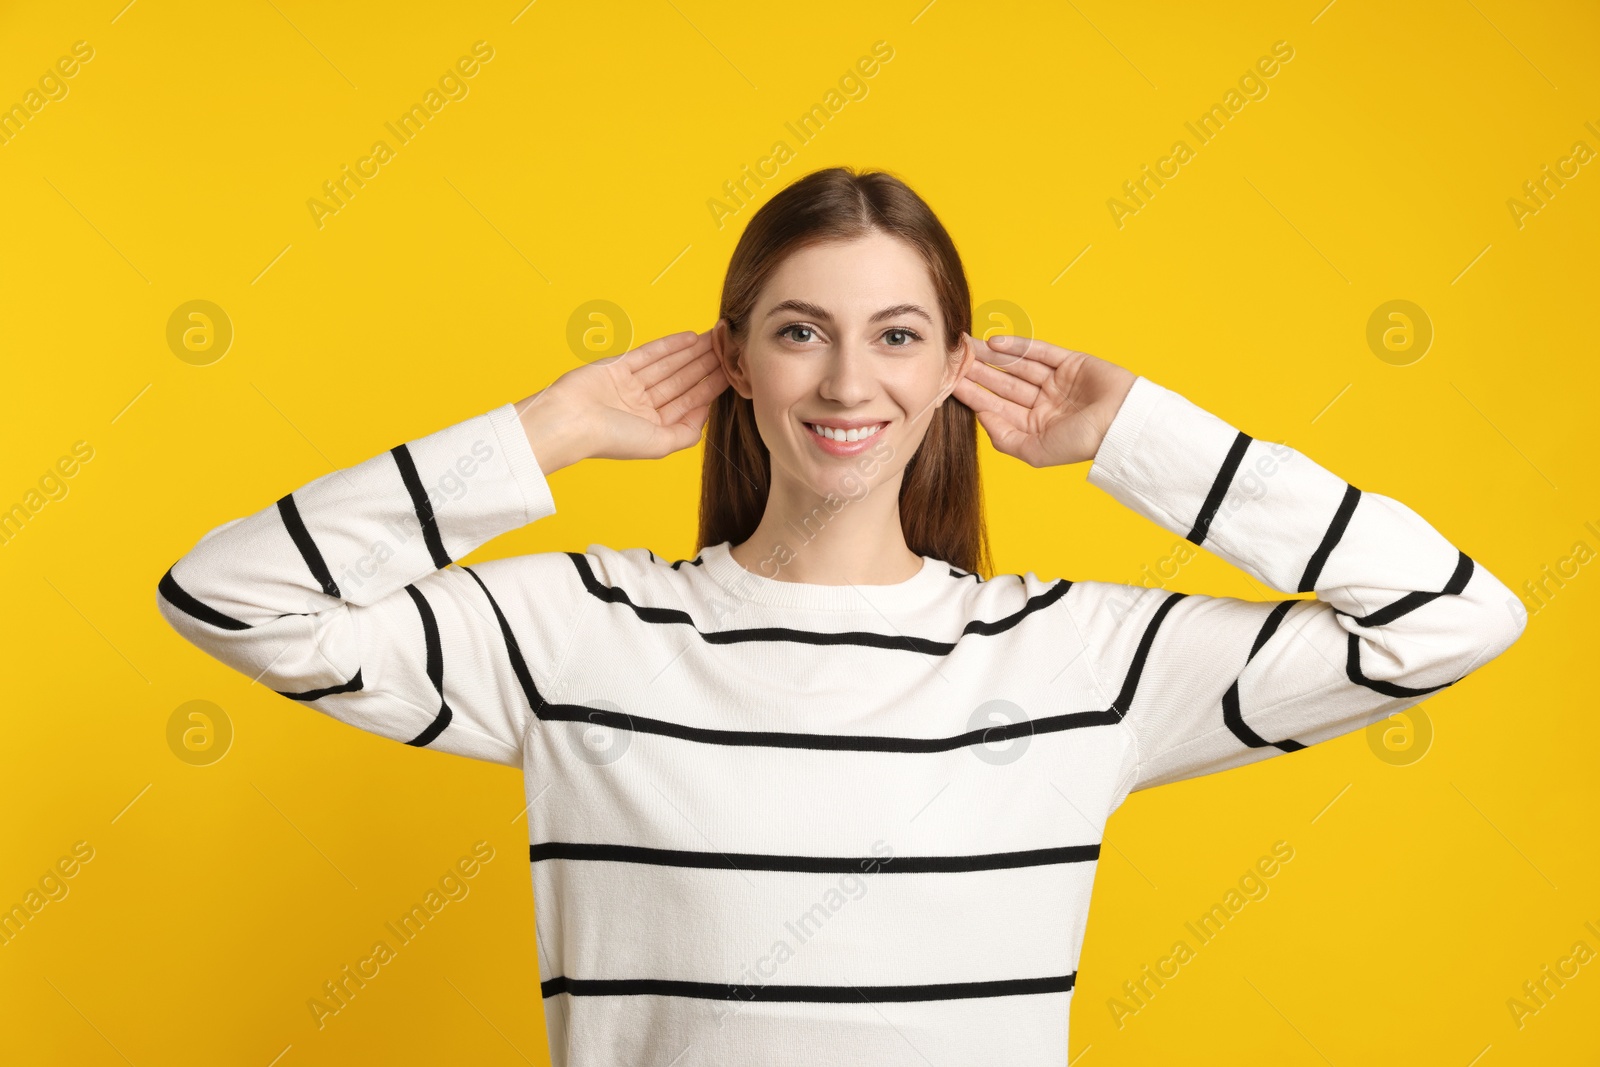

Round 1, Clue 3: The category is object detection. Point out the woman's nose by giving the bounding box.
[817,342,875,404]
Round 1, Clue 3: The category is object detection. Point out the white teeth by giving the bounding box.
[807,422,885,443]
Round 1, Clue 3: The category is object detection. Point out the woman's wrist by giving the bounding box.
[1091,368,1140,457]
[1081,367,1145,463]
[516,391,588,475]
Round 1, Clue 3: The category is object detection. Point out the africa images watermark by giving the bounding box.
[0,439,95,549]
[1107,839,1295,1029]
[711,838,896,1027]
[318,437,499,603]
[1505,518,1600,626]
[1505,120,1600,231]
[706,40,896,231]
[1104,439,1295,624]
[735,337,977,589]
[0,840,96,948]
[307,41,496,230]
[0,39,95,148]
[1106,40,1296,229]
[746,435,897,583]
[307,840,496,1029]
[1505,918,1600,1031]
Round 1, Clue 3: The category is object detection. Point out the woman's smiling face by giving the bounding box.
[721,230,971,499]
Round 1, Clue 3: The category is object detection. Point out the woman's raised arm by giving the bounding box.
[154,330,727,767]
[955,335,1527,801]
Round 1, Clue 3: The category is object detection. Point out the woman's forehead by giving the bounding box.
[757,240,939,319]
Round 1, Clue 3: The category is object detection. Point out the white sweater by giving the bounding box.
[156,374,1525,1065]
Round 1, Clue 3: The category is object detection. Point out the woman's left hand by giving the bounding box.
[952,334,1140,468]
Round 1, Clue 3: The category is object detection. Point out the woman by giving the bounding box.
[157,167,1525,1065]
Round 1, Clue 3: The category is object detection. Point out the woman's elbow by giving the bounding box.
[1464,560,1530,670]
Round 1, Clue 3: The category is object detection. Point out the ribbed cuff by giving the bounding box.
[1086,375,1167,492]
[486,401,558,526]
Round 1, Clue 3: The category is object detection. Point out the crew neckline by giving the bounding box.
[695,540,952,612]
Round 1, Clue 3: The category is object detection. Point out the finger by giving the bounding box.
[968,333,1051,386]
[678,401,713,433]
[648,346,723,411]
[972,407,1033,462]
[633,330,714,389]
[952,373,1033,427]
[633,331,716,390]
[660,362,729,421]
[983,334,1074,371]
[964,357,1041,407]
[661,402,713,454]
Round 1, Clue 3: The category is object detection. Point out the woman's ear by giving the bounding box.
[713,318,753,400]
[940,332,977,402]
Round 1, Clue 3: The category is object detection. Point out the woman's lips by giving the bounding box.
[802,420,888,457]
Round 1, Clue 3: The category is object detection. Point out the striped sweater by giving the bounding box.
[156,374,1525,1065]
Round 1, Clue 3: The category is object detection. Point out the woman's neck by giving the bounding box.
[728,475,924,585]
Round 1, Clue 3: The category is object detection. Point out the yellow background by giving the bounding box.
[2,0,1595,1062]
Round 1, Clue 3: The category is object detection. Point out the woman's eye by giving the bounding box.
[778,324,921,346]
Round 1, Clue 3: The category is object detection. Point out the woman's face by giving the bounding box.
[719,231,972,500]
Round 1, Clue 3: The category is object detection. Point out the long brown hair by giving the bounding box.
[697,166,992,577]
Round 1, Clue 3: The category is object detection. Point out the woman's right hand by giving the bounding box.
[515,327,729,474]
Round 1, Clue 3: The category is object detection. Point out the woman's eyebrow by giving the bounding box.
[764,299,935,325]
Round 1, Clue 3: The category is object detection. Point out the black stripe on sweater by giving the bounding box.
[1342,550,1475,697]
[276,493,340,598]
[158,566,251,630]
[459,563,547,714]
[1185,431,1253,546]
[1345,631,1460,699]
[390,444,452,570]
[495,571,1125,752]
[277,669,364,701]
[1222,600,1306,752]
[1297,484,1361,593]
[402,583,453,746]
[528,841,1099,873]
[484,552,1468,755]
[564,552,1071,653]
[1339,551,1475,627]
[538,701,1122,753]
[467,557,1249,756]
[1107,590,1188,719]
[539,972,1076,1003]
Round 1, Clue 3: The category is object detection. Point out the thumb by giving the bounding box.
[974,409,1008,451]
[666,405,711,453]
[975,410,1036,464]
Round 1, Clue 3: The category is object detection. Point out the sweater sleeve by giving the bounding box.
[155,401,579,769]
[1067,375,1527,802]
